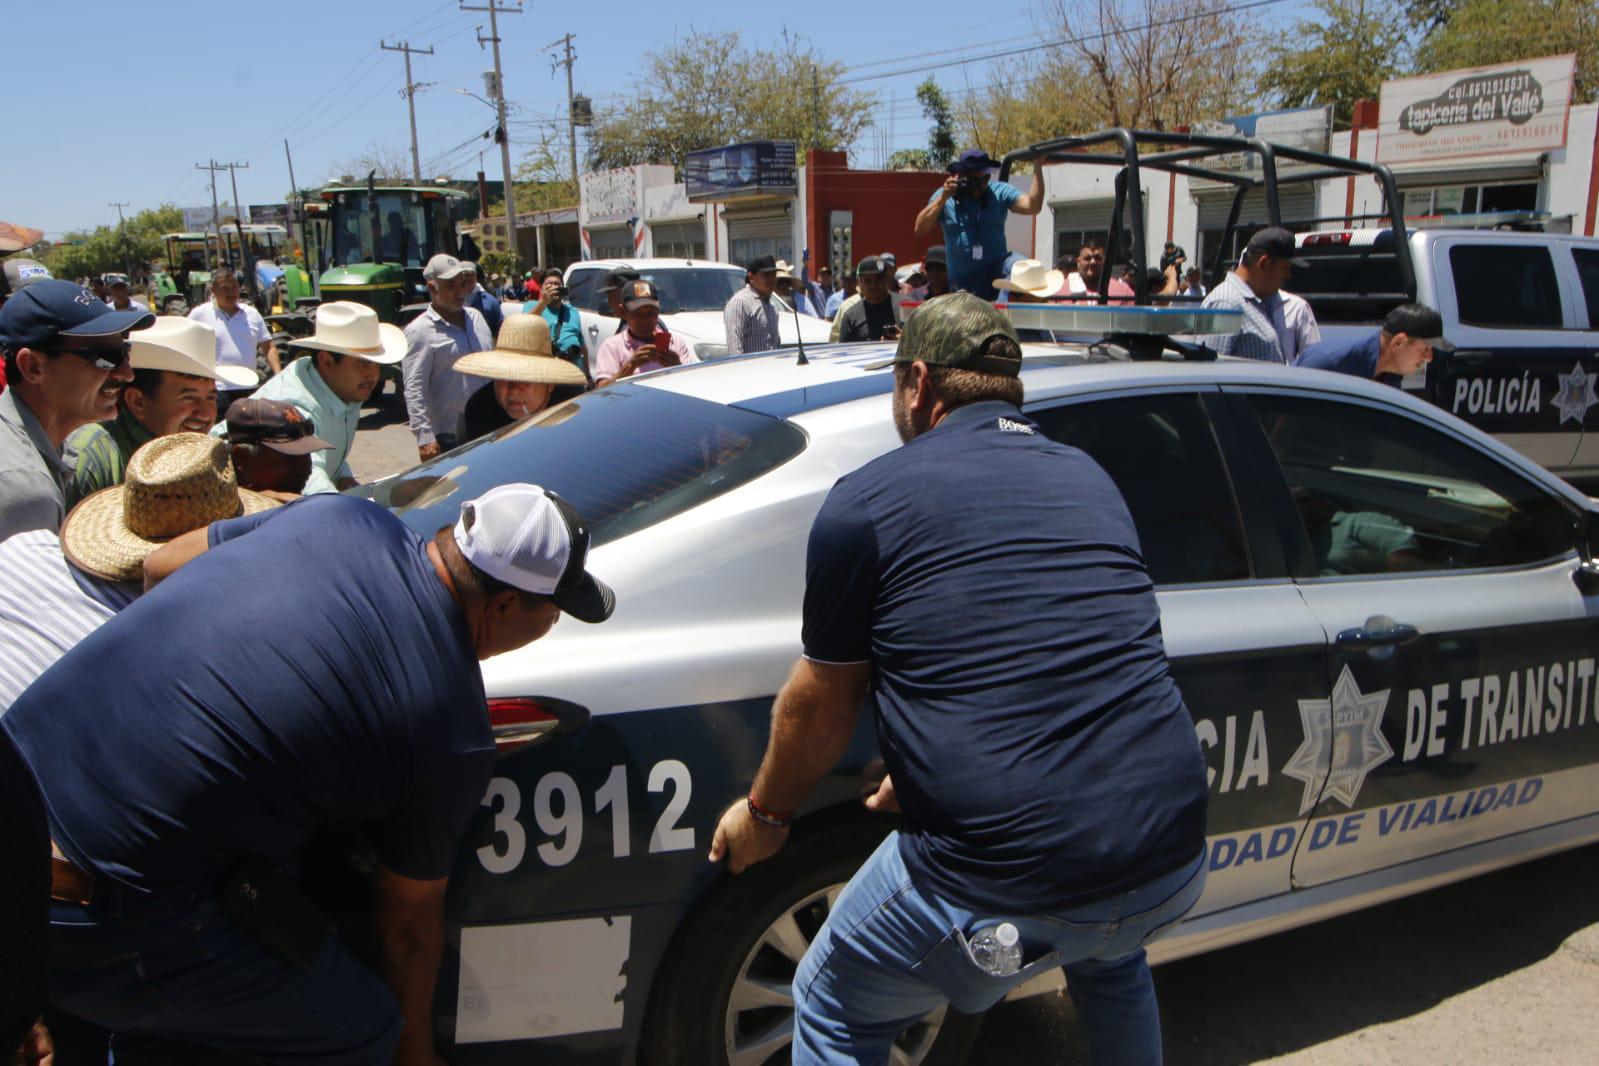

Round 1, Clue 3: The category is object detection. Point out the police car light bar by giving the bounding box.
[1001,303,1243,337]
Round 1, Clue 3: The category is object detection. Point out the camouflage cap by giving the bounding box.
[894,291,1022,376]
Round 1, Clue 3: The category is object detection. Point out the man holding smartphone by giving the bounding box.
[834,256,901,342]
[591,279,698,387]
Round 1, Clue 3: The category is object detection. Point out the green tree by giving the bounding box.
[1260,0,1409,124]
[42,204,184,280]
[887,78,960,170]
[1415,0,1599,104]
[583,31,873,174]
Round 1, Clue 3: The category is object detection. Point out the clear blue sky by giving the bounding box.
[4,0,1306,239]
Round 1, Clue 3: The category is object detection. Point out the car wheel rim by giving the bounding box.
[722,882,947,1066]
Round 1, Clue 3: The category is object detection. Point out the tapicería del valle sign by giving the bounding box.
[1400,69,1544,135]
[1379,53,1575,164]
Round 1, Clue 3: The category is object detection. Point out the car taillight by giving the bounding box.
[487,697,585,752]
[1302,233,1352,246]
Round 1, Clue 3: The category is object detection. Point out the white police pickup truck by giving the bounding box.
[561,258,832,361]
[1294,228,1599,484]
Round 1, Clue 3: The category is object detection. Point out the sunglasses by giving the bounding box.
[52,340,132,371]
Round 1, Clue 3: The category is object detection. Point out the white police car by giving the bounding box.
[366,306,1599,1063]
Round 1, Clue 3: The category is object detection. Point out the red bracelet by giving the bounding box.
[747,794,794,828]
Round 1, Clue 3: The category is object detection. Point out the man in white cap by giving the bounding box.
[66,317,258,507]
[403,253,492,460]
[227,301,405,494]
[3,483,612,1064]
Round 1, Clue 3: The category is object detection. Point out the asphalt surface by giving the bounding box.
[349,400,1599,1065]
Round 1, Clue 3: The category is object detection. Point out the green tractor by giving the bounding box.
[148,232,216,316]
[315,183,474,323]
[309,183,475,402]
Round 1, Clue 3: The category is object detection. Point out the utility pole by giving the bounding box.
[220,161,251,291]
[810,64,821,147]
[195,160,225,271]
[109,201,132,278]
[462,0,523,263]
[545,33,579,184]
[382,40,435,182]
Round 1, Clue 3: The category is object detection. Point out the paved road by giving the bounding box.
[971,844,1599,1064]
[347,396,1599,1065]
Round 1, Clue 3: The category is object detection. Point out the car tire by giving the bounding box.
[640,819,983,1066]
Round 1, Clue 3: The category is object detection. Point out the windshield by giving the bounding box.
[331,192,429,268]
[364,383,807,545]
[636,268,746,313]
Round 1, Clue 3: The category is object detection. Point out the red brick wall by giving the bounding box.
[805,150,945,268]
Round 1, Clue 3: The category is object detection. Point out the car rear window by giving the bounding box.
[364,384,807,545]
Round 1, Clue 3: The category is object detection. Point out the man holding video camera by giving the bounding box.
[914,148,1043,298]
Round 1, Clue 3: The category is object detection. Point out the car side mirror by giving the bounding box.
[1575,510,1599,595]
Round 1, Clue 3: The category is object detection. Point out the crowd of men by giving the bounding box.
[0,141,1455,1066]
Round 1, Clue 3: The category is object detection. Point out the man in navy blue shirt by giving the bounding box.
[3,485,613,1064]
[710,293,1208,1065]
[913,149,1044,296]
[1296,302,1452,385]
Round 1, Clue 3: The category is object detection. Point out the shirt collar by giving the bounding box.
[0,388,70,480]
[927,398,1025,435]
[295,356,358,415]
[109,406,156,453]
[1223,270,1273,306]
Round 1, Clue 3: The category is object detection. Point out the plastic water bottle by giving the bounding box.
[968,922,1022,976]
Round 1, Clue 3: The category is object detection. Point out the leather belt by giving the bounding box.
[49,840,95,905]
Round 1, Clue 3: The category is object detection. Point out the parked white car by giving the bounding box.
[561,257,832,361]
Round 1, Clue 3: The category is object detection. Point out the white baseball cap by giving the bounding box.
[452,483,614,623]
[424,253,474,281]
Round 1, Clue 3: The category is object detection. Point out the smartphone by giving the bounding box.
[652,329,672,350]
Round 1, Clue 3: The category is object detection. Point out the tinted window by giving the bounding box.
[1030,393,1250,585]
[1450,245,1563,329]
[1572,248,1599,329]
[366,384,806,546]
[1249,394,1573,576]
[635,268,745,313]
[564,268,602,312]
[1293,235,1408,325]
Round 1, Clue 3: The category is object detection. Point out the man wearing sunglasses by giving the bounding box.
[0,280,153,541]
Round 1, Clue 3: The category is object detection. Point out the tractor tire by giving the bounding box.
[162,297,189,317]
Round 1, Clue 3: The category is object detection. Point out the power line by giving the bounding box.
[382,40,437,181]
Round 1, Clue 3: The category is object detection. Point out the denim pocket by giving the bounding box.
[910,926,1063,1014]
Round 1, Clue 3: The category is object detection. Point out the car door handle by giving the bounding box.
[1335,616,1421,650]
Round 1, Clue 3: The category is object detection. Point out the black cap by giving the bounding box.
[597,268,640,293]
[856,255,890,277]
[1382,302,1454,351]
[745,254,778,275]
[1243,227,1308,269]
[924,245,948,267]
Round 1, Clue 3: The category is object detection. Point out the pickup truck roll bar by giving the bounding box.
[996,128,1417,308]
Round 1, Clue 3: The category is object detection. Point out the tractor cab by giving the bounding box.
[315,184,473,325]
[149,232,217,316]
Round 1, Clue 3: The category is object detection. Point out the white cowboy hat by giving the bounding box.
[773,259,797,281]
[454,313,588,387]
[992,258,1067,298]
[131,316,259,388]
[285,301,406,364]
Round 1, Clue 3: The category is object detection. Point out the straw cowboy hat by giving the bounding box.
[132,316,259,388]
[61,433,278,582]
[284,301,406,364]
[992,258,1066,298]
[454,313,588,386]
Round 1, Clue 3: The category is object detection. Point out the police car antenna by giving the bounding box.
[791,290,809,366]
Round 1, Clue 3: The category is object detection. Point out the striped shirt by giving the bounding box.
[1201,271,1290,363]
[65,408,155,510]
[723,285,780,356]
[0,530,138,715]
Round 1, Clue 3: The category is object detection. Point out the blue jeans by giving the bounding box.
[792,832,1206,1066]
[48,885,400,1064]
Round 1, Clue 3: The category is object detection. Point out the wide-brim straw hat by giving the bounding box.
[454,313,588,387]
[62,432,278,582]
[283,301,406,364]
[993,258,1067,298]
[132,316,259,388]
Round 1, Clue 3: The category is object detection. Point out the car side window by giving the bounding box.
[1572,248,1599,329]
[1248,394,1573,577]
[565,269,601,312]
[1449,245,1563,329]
[1030,393,1250,585]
